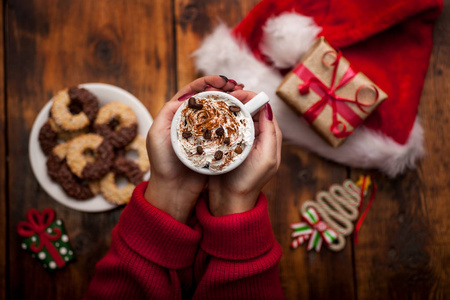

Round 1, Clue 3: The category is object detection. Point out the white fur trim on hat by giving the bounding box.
[192,16,425,177]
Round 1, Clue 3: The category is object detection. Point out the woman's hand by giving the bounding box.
[207,90,282,216]
[145,75,239,223]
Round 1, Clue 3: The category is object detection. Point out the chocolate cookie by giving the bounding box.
[124,136,150,173]
[50,87,99,131]
[66,134,114,180]
[100,157,143,205]
[94,102,138,148]
[46,142,98,200]
[39,120,59,156]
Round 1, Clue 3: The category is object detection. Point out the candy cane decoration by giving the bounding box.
[291,176,372,252]
[290,207,339,252]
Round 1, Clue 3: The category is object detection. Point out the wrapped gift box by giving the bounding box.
[17,208,75,271]
[276,37,388,147]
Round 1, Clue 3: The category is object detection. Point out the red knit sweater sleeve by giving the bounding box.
[84,182,201,300]
[193,193,285,300]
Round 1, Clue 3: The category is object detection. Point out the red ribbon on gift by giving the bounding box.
[17,208,65,268]
[294,51,378,138]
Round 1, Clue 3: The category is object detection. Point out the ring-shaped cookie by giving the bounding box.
[49,118,89,141]
[50,87,99,131]
[46,142,99,200]
[39,118,88,155]
[39,119,59,156]
[46,142,70,181]
[66,133,114,180]
[94,102,138,148]
[125,136,150,173]
[100,157,143,205]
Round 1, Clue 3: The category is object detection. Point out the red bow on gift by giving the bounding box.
[17,208,66,268]
[294,51,378,138]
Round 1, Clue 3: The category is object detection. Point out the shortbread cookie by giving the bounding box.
[66,134,113,180]
[94,102,138,148]
[46,142,98,200]
[100,156,143,205]
[125,135,150,173]
[50,87,99,131]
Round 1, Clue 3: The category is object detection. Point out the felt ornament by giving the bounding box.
[193,0,443,177]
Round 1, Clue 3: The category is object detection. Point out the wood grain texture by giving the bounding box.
[174,0,259,89]
[6,0,174,299]
[2,0,450,299]
[266,147,354,300]
[0,0,6,299]
[417,0,450,297]
[353,1,450,299]
[352,172,434,299]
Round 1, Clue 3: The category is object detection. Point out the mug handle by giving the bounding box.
[244,92,270,116]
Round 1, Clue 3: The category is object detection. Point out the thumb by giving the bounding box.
[152,99,184,132]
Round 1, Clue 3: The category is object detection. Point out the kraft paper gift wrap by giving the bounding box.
[276,37,388,147]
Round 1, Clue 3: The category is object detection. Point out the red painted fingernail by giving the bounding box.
[265,103,273,121]
[228,79,237,85]
[178,92,196,101]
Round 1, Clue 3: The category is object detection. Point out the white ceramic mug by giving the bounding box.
[171,91,269,175]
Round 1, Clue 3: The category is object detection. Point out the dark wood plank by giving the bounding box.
[174,0,260,88]
[353,1,450,299]
[416,0,450,296]
[267,148,353,300]
[352,171,434,299]
[6,0,175,299]
[0,0,7,298]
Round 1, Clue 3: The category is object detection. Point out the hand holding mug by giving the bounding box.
[144,75,240,223]
[207,90,283,216]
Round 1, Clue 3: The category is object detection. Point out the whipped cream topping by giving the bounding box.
[177,94,253,171]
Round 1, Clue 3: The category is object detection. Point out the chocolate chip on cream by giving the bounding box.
[177,94,252,172]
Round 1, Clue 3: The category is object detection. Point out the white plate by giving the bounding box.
[29,83,153,213]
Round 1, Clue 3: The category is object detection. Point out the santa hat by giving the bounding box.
[193,0,443,177]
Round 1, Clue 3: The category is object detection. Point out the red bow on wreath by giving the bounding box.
[17,208,66,268]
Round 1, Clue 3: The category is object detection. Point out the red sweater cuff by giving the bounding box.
[117,182,201,269]
[195,193,275,260]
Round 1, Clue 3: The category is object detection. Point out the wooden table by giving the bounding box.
[2,0,449,299]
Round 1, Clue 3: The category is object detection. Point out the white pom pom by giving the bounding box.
[260,12,321,68]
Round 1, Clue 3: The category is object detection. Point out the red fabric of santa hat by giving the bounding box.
[194,0,443,177]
